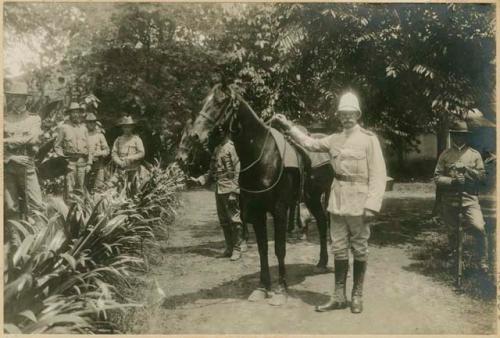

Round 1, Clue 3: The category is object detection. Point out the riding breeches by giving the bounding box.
[330,214,370,261]
[441,202,485,233]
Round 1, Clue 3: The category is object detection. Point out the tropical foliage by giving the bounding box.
[5,2,494,168]
[4,164,184,333]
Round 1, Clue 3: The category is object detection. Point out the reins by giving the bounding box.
[206,91,286,194]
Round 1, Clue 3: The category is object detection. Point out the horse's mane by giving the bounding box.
[232,91,268,129]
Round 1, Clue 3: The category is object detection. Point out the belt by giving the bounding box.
[65,153,87,160]
[334,173,368,184]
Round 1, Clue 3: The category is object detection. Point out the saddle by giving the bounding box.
[269,128,311,200]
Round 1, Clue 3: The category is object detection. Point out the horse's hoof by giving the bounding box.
[268,291,288,306]
[313,265,330,274]
[248,288,268,302]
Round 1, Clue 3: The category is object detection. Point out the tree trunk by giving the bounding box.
[436,112,450,158]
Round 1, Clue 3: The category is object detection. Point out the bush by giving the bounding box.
[4,163,184,334]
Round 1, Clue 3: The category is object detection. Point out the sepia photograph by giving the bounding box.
[2,1,497,335]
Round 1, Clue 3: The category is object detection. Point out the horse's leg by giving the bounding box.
[248,211,271,301]
[287,200,298,240]
[306,191,329,272]
[269,203,289,306]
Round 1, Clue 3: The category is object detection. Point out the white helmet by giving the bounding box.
[337,92,361,115]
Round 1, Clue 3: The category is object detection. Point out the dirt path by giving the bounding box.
[127,189,496,334]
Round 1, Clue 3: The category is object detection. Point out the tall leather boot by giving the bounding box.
[315,259,348,312]
[478,231,489,272]
[230,223,242,261]
[219,226,233,258]
[351,260,367,314]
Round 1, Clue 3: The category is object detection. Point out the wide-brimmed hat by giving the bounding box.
[5,80,30,95]
[449,119,470,133]
[85,113,98,121]
[66,102,83,112]
[117,116,137,126]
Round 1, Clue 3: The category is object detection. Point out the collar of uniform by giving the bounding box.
[343,123,360,136]
[452,143,467,151]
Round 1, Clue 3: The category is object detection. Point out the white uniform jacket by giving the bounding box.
[289,124,386,216]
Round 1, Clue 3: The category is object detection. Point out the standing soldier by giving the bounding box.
[54,102,92,200]
[111,116,145,193]
[4,80,44,244]
[434,120,488,272]
[86,113,110,193]
[190,128,246,261]
[273,92,387,314]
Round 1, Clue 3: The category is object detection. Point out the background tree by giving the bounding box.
[4,2,495,174]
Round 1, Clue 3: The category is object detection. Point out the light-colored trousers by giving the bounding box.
[4,160,44,245]
[441,202,485,233]
[330,214,370,261]
[65,159,88,200]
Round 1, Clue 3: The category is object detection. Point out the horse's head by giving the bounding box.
[176,83,235,174]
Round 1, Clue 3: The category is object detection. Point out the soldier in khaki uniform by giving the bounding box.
[4,80,45,242]
[54,102,92,200]
[434,120,488,272]
[274,92,387,314]
[111,116,145,188]
[190,130,246,261]
[86,113,110,193]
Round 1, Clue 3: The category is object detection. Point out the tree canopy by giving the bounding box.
[4,2,495,169]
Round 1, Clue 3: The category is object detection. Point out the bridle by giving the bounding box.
[196,87,286,194]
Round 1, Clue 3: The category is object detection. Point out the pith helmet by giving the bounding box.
[66,102,82,112]
[117,116,137,126]
[337,92,361,114]
[449,119,470,133]
[85,113,97,121]
[5,80,29,95]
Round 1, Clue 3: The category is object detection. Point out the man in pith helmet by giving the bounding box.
[434,119,489,272]
[273,91,387,314]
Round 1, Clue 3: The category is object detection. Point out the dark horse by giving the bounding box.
[176,84,332,305]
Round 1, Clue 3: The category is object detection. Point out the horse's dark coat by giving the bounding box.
[177,84,333,295]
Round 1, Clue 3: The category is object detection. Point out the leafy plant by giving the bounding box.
[4,163,185,333]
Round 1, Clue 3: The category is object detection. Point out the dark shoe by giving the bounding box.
[315,260,348,312]
[351,260,367,314]
[218,249,232,258]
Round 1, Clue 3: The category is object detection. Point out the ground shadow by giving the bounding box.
[161,263,328,309]
[402,230,496,300]
[370,197,436,247]
[160,241,226,258]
